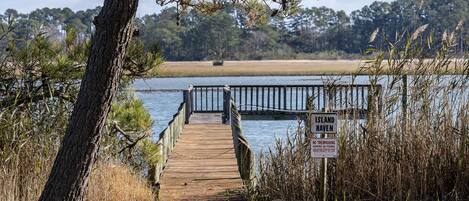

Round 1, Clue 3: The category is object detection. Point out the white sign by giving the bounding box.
[311,113,337,134]
[311,138,338,158]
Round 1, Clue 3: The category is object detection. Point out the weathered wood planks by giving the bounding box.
[159,114,244,201]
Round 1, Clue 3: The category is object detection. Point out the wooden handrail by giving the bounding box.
[189,84,382,120]
[230,100,256,187]
[149,102,186,186]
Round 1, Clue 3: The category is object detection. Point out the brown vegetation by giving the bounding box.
[153,59,467,77]
[154,60,363,77]
[248,30,469,200]
[0,161,154,201]
[87,163,154,201]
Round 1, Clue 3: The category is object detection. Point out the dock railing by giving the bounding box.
[189,84,383,119]
[230,100,256,187]
[148,102,186,186]
[149,83,382,185]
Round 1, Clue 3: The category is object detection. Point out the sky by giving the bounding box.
[0,0,392,17]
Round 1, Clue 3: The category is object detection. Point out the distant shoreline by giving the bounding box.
[147,59,467,77]
[150,60,365,77]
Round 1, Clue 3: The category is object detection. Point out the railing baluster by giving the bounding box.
[261,87,265,110]
[331,86,334,110]
[217,88,223,110]
[233,87,237,104]
[346,86,349,109]
[317,87,320,110]
[339,86,343,110]
[205,87,208,111]
[239,87,242,111]
[301,87,304,110]
[271,87,274,109]
[250,87,254,111]
[193,87,196,112]
[267,87,271,109]
[295,87,298,110]
[256,87,259,111]
[278,87,281,110]
[211,87,214,111]
[355,86,360,109]
[322,86,326,111]
[284,87,287,110]
[244,87,248,111]
[277,87,280,110]
[195,88,202,111]
[361,86,365,110]
[200,87,203,111]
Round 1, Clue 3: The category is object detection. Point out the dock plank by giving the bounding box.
[159,114,244,201]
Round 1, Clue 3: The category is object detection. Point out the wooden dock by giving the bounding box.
[159,114,244,201]
[154,84,381,200]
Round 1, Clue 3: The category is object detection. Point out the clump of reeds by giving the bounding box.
[249,26,469,200]
[252,122,321,200]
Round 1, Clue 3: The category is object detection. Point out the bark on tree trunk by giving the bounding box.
[39,0,138,200]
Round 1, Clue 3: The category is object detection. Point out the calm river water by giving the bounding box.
[133,76,369,153]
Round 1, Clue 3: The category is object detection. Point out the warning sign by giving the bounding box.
[311,138,338,158]
[311,113,337,134]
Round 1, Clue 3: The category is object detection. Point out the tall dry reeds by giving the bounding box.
[87,163,154,201]
[1,155,154,201]
[249,28,469,200]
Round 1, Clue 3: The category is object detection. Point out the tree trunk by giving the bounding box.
[39,0,138,200]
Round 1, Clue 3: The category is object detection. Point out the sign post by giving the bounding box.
[310,112,338,201]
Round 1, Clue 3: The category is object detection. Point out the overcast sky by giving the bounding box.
[1,0,391,17]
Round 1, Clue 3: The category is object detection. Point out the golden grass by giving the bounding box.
[87,163,154,201]
[153,60,363,77]
[0,160,154,201]
[152,59,467,77]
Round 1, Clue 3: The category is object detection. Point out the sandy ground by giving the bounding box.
[155,60,366,77]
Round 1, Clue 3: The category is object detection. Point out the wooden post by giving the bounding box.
[223,86,231,124]
[184,86,193,124]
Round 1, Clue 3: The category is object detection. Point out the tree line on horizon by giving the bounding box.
[1,0,468,61]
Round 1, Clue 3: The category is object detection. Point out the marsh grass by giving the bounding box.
[87,163,154,201]
[248,29,469,200]
[150,60,466,77]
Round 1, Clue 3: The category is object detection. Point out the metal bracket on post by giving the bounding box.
[222,85,231,124]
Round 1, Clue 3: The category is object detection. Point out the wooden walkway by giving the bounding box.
[159,114,244,201]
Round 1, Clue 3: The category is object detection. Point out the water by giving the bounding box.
[134,75,367,154]
[134,75,467,154]
[133,75,369,90]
